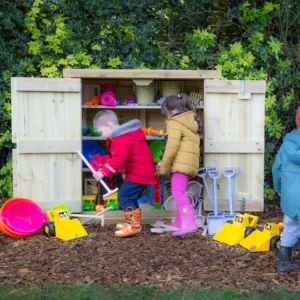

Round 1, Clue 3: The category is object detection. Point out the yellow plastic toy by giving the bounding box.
[213,213,259,246]
[239,222,284,252]
[104,193,119,210]
[95,204,105,211]
[44,209,88,241]
[82,195,96,211]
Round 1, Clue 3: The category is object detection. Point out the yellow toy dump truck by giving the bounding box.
[239,222,283,252]
[44,209,88,241]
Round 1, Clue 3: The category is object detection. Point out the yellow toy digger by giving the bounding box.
[44,209,88,241]
[213,213,259,246]
[239,222,283,252]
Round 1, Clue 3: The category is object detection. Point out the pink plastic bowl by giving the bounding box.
[0,198,45,235]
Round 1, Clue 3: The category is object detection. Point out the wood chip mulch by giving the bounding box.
[0,202,300,291]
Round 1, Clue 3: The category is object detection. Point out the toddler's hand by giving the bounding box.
[93,171,104,181]
[122,173,127,180]
[156,162,161,172]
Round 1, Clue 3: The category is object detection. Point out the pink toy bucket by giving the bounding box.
[104,83,115,93]
[100,91,117,107]
[0,197,45,235]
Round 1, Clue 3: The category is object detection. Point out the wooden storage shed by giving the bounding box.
[11,69,266,222]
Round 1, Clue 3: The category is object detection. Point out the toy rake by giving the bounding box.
[76,150,118,198]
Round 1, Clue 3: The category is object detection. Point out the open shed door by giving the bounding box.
[204,80,265,212]
[11,78,82,212]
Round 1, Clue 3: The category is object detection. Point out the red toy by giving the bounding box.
[89,154,110,171]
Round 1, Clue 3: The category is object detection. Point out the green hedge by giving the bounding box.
[1,0,299,199]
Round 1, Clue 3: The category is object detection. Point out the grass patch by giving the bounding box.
[0,285,299,300]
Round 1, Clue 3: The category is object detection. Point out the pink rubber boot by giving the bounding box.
[166,205,181,228]
[172,204,198,236]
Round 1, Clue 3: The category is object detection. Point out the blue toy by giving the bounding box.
[82,140,105,168]
[137,196,148,204]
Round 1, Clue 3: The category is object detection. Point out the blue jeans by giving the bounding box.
[281,214,300,247]
[118,180,146,212]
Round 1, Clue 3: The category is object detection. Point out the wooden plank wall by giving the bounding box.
[12,78,82,212]
[204,80,265,212]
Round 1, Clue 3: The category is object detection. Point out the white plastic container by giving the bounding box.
[133,82,157,105]
[159,81,183,97]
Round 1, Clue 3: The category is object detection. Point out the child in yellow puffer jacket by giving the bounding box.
[160,93,202,236]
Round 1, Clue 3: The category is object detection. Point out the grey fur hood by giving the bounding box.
[111,119,142,138]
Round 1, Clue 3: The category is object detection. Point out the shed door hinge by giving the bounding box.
[238,80,251,100]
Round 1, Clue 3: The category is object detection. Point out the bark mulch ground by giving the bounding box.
[0,202,299,291]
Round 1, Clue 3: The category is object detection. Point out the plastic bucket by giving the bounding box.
[133,83,157,105]
[149,140,164,163]
[82,140,105,167]
[104,83,115,93]
[0,197,45,235]
[0,207,28,238]
[159,81,183,97]
[0,198,40,238]
[100,91,117,107]
[0,216,27,238]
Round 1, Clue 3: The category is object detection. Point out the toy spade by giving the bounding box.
[195,200,208,237]
[207,170,225,235]
[195,200,205,228]
[197,167,215,208]
[222,167,239,221]
[76,150,118,198]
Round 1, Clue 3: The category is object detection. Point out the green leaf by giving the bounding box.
[107,57,122,69]
[230,42,243,55]
[267,37,283,57]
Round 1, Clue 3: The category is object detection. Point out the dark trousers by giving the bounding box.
[118,180,146,211]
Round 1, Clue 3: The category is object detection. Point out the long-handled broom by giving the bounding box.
[76,150,118,198]
[75,150,118,225]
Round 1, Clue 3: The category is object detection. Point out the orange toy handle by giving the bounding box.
[147,127,166,136]
[141,127,147,134]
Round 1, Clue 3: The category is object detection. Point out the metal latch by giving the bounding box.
[238,80,251,100]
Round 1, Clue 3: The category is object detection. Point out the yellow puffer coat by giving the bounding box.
[160,111,201,178]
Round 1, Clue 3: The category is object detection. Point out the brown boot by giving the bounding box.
[114,208,142,237]
[115,208,142,230]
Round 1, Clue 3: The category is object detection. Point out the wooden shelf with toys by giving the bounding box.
[82,104,204,110]
[80,77,205,219]
[82,134,203,141]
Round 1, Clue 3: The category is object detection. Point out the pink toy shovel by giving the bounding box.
[76,150,118,197]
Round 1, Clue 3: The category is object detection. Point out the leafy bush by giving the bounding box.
[0,1,32,197]
[184,1,300,200]
[0,0,299,200]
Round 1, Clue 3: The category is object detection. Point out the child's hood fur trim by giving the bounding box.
[111,119,141,138]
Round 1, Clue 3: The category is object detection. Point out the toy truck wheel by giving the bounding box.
[271,235,281,253]
[245,226,256,237]
[44,222,56,237]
